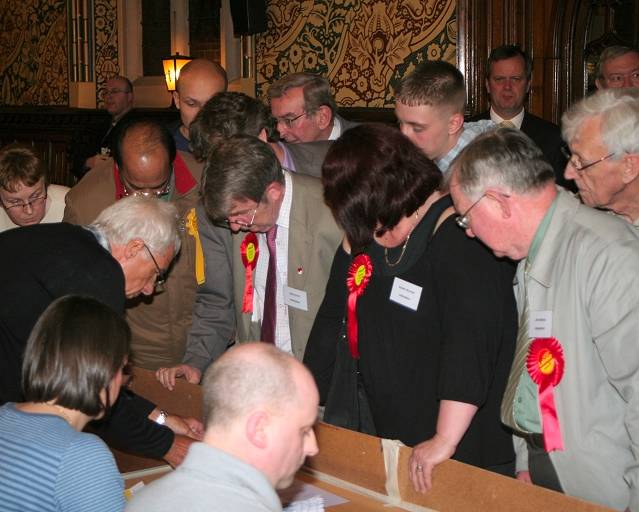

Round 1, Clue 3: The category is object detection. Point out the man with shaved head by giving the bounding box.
[128,343,320,511]
[64,118,202,371]
[172,59,228,151]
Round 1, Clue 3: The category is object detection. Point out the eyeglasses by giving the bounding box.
[143,243,167,291]
[276,111,307,129]
[561,147,615,172]
[455,194,487,229]
[455,192,511,230]
[1,192,47,212]
[121,169,172,198]
[224,203,260,228]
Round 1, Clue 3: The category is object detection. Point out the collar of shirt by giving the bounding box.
[276,170,293,231]
[490,107,525,129]
[328,115,341,140]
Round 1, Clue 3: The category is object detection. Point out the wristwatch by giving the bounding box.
[155,410,168,425]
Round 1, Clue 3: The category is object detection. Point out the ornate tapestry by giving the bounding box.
[0,0,68,105]
[95,0,119,108]
[256,0,457,107]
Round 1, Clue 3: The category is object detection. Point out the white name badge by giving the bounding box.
[389,277,422,311]
[284,286,308,311]
[529,310,553,338]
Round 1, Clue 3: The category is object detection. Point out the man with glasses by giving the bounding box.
[449,127,639,511]
[269,73,357,143]
[561,88,639,226]
[82,75,136,174]
[156,135,341,390]
[0,196,201,468]
[595,45,639,90]
[0,144,68,231]
[64,118,203,371]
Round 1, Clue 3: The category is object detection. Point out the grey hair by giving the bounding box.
[268,72,337,117]
[447,127,555,200]
[562,88,639,157]
[202,343,298,429]
[595,46,639,79]
[90,196,181,255]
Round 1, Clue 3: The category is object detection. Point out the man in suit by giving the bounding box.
[470,45,570,189]
[171,59,228,152]
[561,88,639,225]
[188,91,331,177]
[156,135,341,389]
[64,118,202,370]
[449,128,639,511]
[0,197,200,466]
[595,45,639,90]
[269,73,357,143]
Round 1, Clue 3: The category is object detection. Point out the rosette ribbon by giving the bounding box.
[345,254,373,359]
[185,208,205,285]
[526,337,565,452]
[240,233,259,313]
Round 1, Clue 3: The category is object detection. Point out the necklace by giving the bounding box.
[383,208,420,267]
[384,232,411,266]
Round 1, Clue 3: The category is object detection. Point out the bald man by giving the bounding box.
[128,343,319,512]
[64,118,203,371]
[172,59,228,152]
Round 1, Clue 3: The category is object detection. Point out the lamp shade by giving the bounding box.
[162,53,193,91]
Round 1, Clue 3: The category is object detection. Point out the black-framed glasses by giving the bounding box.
[276,111,307,129]
[143,243,167,290]
[561,147,615,172]
[224,202,260,229]
[456,194,487,230]
[1,191,47,212]
[121,168,173,198]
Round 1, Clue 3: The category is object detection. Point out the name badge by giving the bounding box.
[284,286,308,311]
[389,277,422,311]
[529,310,552,338]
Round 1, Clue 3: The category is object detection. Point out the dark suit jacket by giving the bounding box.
[0,223,173,458]
[284,140,332,177]
[470,110,575,191]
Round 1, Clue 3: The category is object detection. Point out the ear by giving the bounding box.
[258,128,268,142]
[485,77,491,95]
[172,91,181,110]
[314,105,333,130]
[621,153,639,184]
[245,410,269,449]
[485,189,512,219]
[264,181,285,204]
[124,238,145,260]
[595,78,604,90]
[447,112,465,136]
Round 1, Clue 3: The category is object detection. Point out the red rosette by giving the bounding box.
[240,233,259,313]
[345,253,373,359]
[527,337,565,452]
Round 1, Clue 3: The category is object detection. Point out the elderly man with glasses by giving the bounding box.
[156,134,341,390]
[448,127,639,511]
[64,118,203,371]
[561,88,639,226]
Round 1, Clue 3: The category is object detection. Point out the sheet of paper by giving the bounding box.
[279,479,348,508]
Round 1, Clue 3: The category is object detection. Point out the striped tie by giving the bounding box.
[501,260,531,430]
[500,120,517,129]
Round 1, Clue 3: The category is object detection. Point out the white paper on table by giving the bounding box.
[279,479,348,509]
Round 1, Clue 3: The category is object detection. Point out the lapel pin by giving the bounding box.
[297,267,303,275]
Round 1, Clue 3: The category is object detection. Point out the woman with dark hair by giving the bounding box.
[304,124,517,492]
[0,295,130,511]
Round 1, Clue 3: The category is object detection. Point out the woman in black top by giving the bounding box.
[304,124,517,492]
